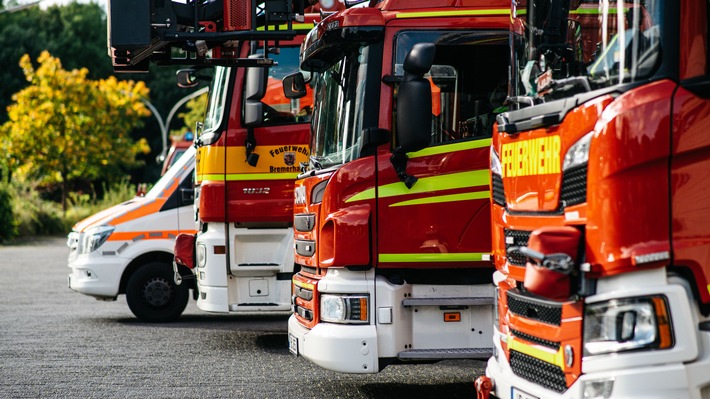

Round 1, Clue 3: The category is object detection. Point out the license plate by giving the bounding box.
[288,333,298,356]
[511,388,538,399]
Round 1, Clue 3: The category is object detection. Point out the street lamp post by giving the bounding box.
[138,86,209,163]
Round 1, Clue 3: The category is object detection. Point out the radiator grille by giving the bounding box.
[509,350,567,393]
[560,165,587,207]
[504,229,531,266]
[507,290,562,326]
[492,173,505,206]
[510,329,560,350]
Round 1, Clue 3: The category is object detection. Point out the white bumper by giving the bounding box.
[67,252,127,299]
[288,315,379,373]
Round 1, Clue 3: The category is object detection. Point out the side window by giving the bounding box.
[394,31,509,146]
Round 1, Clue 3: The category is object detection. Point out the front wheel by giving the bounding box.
[126,262,189,322]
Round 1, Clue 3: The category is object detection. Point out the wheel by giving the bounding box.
[125,262,189,322]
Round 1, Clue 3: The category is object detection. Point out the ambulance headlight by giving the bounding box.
[583,296,673,356]
[563,132,593,170]
[79,225,114,254]
[320,294,369,324]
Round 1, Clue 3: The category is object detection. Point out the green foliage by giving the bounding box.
[0,183,18,242]
[1,51,151,211]
[64,178,138,226]
[10,181,65,237]
[169,92,209,139]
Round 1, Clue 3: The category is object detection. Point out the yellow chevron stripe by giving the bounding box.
[408,139,491,158]
[199,173,299,181]
[508,335,565,369]
[390,190,490,207]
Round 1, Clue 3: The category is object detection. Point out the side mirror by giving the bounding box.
[177,69,199,88]
[244,54,268,127]
[396,43,435,152]
[282,72,307,99]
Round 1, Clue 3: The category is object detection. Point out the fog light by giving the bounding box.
[582,378,614,399]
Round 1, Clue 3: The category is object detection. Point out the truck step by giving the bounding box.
[402,296,494,307]
[700,321,710,332]
[397,347,493,360]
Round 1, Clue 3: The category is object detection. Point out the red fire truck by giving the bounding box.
[283,0,510,373]
[107,0,338,320]
[476,0,710,398]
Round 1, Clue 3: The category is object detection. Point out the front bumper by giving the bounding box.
[288,314,378,373]
[485,339,695,399]
[67,252,127,299]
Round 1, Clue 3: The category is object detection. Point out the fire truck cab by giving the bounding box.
[284,0,510,373]
[477,0,710,398]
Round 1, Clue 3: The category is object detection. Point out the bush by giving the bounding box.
[11,182,66,237]
[64,178,137,230]
[0,184,18,242]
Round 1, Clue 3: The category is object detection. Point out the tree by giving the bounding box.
[0,51,151,212]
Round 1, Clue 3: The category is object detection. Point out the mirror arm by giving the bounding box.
[245,127,259,167]
[390,147,417,189]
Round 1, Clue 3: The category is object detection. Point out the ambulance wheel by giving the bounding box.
[126,262,189,322]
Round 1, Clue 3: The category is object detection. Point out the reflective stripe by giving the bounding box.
[507,336,566,369]
[379,252,488,263]
[108,230,197,242]
[390,190,490,207]
[293,279,314,290]
[408,139,491,158]
[707,284,710,297]
[199,173,299,181]
[345,169,490,203]
[396,9,510,19]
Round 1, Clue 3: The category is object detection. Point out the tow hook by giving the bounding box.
[173,262,183,285]
[474,376,493,399]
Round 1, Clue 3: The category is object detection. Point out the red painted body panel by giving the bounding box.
[586,80,673,276]
[671,86,710,303]
[679,0,708,79]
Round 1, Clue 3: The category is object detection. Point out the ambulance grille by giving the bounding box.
[510,350,567,393]
[504,229,531,266]
[507,290,562,326]
[560,164,587,207]
[492,173,505,206]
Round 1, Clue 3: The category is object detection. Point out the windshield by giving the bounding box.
[309,44,372,169]
[202,66,230,134]
[146,145,195,200]
[511,0,664,102]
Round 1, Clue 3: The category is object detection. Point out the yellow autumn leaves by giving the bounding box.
[1,51,153,208]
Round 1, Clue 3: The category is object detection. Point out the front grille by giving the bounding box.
[295,306,313,321]
[294,285,313,301]
[507,290,562,326]
[492,173,505,206]
[560,165,587,207]
[511,329,560,350]
[509,350,567,393]
[504,229,531,266]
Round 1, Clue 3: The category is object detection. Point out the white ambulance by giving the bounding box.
[67,145,197,322]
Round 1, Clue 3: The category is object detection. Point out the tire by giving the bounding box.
[125,262,189,322]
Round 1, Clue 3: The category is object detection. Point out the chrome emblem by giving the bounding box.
[243,187,270,195]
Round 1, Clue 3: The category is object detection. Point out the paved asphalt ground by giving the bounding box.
[0,236,486,399]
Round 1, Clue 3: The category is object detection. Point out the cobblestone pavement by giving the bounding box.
[0,237,485,398]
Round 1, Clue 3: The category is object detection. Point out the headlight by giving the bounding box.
[562,132,593,170]
[490,146,502,176]
[320,294,369,324]
[196,243,207,268]
[78,225,114,254]
[583,296,673,356]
